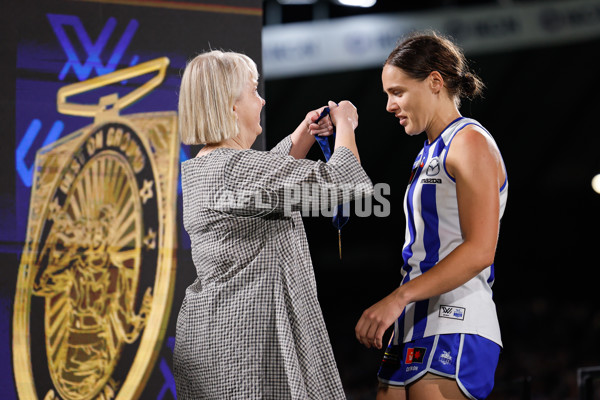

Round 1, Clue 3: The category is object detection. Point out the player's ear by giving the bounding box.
[429,71,443,94]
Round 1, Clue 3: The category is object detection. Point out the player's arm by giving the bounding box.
[355,126,504,349]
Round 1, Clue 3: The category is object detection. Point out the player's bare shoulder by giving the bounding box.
[446,124,504,184]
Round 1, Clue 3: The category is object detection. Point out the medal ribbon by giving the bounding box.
[314,107,349,258]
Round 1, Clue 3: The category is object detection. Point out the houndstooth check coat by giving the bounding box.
[174,135,373,399]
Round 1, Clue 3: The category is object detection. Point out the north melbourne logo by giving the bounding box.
[426,157,441,176]
[439,351,453,366]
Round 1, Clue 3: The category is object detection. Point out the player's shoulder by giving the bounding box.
[446,121,501,178]
[451,124,492,155]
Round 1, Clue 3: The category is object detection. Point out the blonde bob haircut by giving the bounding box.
[178,50,259,145]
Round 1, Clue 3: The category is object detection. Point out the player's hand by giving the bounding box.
[355,290,406,349]
[305,106,334,137]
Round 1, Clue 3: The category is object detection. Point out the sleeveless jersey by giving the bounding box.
[395,117,507,347]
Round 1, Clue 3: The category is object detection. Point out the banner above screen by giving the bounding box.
[263,0,600,79]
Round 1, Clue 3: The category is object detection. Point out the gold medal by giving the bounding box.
[13,58,179,400]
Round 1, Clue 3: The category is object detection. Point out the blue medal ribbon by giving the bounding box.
[313,107,349,258]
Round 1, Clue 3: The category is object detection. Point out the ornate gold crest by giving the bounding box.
[13,58,179,400]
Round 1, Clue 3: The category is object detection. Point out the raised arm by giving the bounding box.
[329,100,360,163]
[219,145,371,218]
[289,106,332,159]
[289,101,361,162]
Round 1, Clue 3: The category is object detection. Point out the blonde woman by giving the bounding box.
[174,50,372,399]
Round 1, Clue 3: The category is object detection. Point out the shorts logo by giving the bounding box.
[439,351,453,365]
[405,347,426,364]
[439,305,466,320]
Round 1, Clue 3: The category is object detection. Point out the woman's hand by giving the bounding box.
[290,105,332,159]
[355,288,406,349]
[305,106,334,137]
[328,100,358,130]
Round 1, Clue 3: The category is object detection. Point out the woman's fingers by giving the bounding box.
[308,115,334,136]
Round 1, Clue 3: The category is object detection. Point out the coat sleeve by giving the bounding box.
[216,141,373,218]
[269,135,293,156]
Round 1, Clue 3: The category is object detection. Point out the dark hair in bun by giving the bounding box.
[385,31,484,107]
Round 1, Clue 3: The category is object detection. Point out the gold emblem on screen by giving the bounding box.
[13,58,179,400]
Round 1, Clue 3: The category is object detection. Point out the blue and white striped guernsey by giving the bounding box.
[395,117,507,347]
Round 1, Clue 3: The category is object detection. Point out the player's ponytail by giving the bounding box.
[458,71,484,101]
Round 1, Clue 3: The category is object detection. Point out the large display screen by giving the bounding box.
[1,1,262,398]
